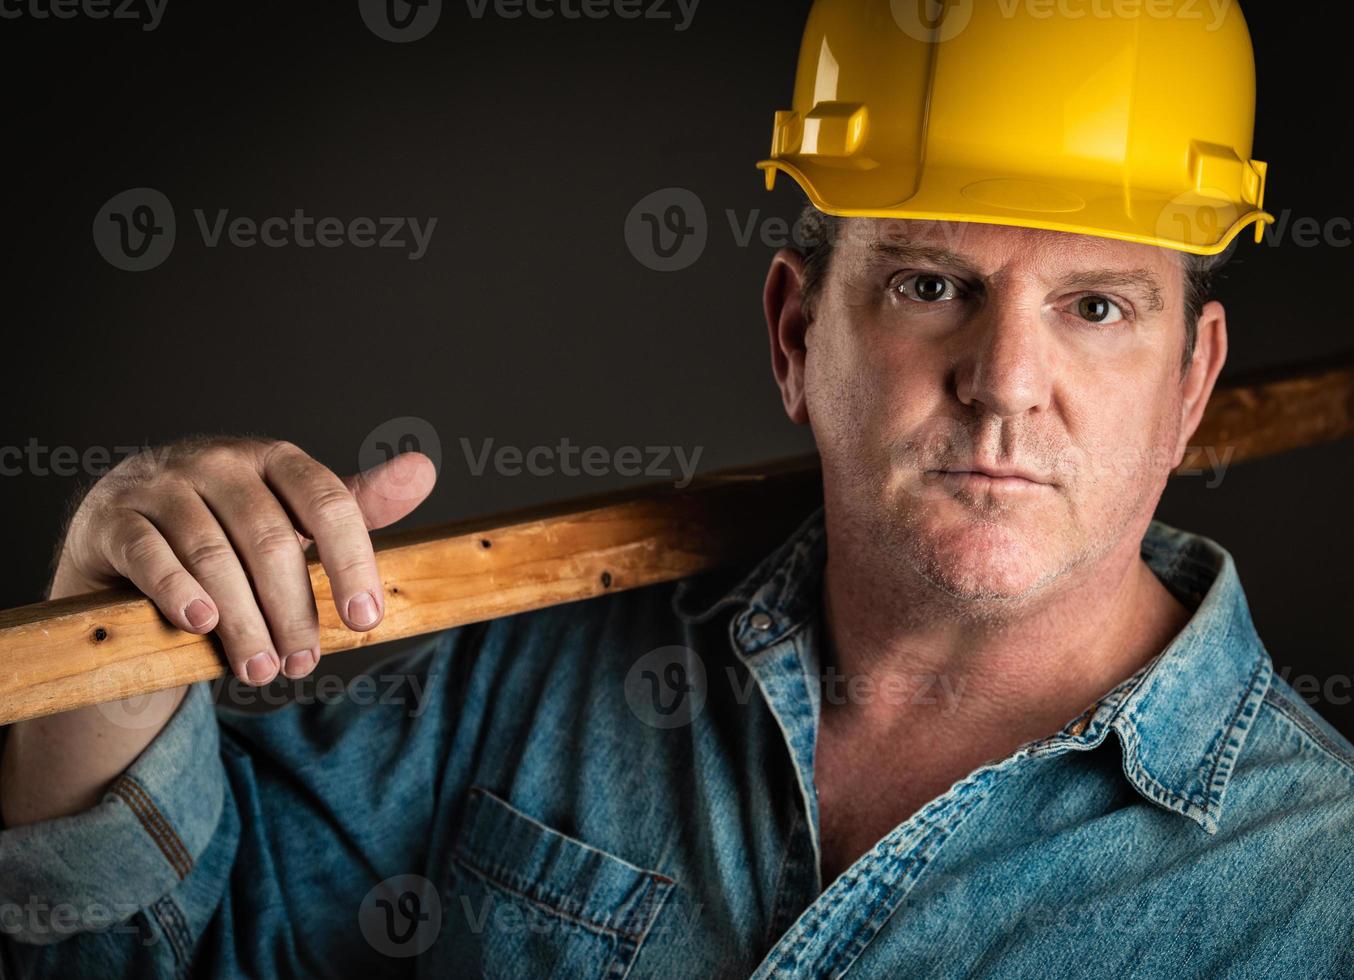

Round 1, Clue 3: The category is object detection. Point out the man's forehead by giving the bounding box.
[842,217,1175,270]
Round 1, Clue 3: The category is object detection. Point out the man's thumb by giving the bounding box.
[342,451,438,530]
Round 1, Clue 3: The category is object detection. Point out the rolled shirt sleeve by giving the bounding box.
[0,680,223,953]
[0,629,462,979]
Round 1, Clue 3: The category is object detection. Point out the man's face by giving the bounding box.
[798,218,1205,607]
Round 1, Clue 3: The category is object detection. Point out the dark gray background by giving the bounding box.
[2,1,1351,735]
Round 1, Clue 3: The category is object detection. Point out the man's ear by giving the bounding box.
[764,247,812,425]
[1173,299,1228,467]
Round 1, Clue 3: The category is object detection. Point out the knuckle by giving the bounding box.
[147,566,189,601]
[329,553,375,581]
[182,538,239,576]
[250,523,303,560]
[117,526,164,571]
[190,444,246,473]
[264,438,304,462]
[308,486,360,527]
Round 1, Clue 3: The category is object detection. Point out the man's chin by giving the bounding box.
[892,509,1062,603]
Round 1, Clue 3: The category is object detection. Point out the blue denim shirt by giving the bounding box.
[3,509,1353,978]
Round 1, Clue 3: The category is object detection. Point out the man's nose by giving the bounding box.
[952,300,1053,419]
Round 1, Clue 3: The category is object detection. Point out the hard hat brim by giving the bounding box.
[759,159,1274,257]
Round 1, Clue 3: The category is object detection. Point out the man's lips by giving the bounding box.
[923,466,1054,489]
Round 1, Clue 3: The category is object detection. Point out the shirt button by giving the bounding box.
[748,611,773,631]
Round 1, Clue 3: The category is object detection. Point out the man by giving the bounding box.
[3,1,1351,977]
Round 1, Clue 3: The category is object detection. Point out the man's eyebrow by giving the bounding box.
[1056,269,1165,313]
[865,240,979,274]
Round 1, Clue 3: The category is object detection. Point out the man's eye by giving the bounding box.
[1074,295,1124,324]
[895,274,958,303]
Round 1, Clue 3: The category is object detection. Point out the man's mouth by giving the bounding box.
[924,465,1054,491]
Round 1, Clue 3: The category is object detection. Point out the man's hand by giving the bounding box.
[50,436,437,684]
[1,437,437,828]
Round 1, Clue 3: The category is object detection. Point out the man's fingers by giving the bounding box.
[117,492,282,687]
[261,443,388,633]
[102,510,219,635]
[196,475,322,681]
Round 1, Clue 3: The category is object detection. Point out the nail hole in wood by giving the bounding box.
[480,539,492,549]
[93,627,108,642]
[600,571,613,588]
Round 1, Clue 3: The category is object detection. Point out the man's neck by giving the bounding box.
[817,511,1193,753]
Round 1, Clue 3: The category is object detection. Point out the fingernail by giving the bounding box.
[283,649,316,678]
[184,599,214,630]
[244,651,277,684]
[347,591,379,628]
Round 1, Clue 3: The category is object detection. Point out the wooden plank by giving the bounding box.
[1178,362,1354,471]
[1,362,1351,725]
[0,457,823,725]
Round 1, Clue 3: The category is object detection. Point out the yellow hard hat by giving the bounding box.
[759,0,1273,255]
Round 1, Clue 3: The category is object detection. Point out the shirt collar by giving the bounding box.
[673,507,1273,835]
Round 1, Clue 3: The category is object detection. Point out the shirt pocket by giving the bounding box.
[439,786,676,979]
